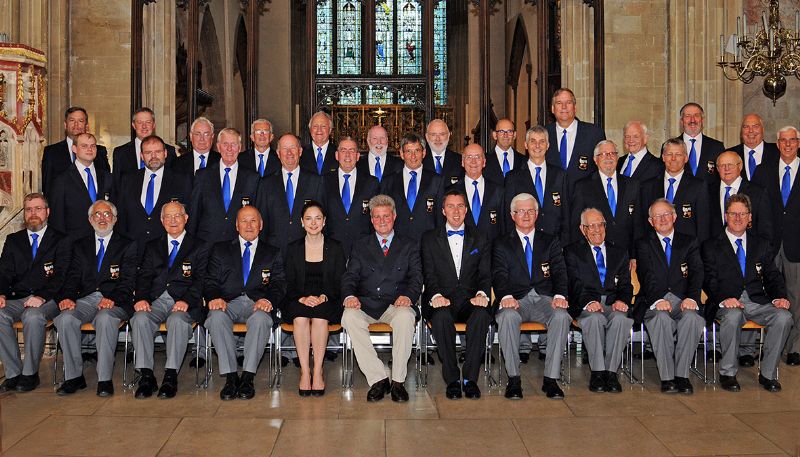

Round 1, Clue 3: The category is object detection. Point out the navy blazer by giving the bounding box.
[172,151,221,183]
[255,169,324,251]
[301,142,339,176]
[238,148,281,178]
[423,148,464,185]
[111,140,177,191]
[449,175,506,242]
[356,153,403,183]
[48,165,113,239]
[380,169,444,241]
[504,163,570,242]
[728,142,780,180]
[706,178,773,242]
[483,148,527,184]
[641,172,710,243]
[545,120,606,191]
[668,134,725,185]
[322,171,380,257]
[563,240,632,319]
[0,227,70,301]
[752,156,800,261]
[41,140,110,197]
[616,150,664,183]
[188,163,260,243]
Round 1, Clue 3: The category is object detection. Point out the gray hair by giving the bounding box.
[368,194,396,215]
[525,125,548,143]
[580,207,605,225]
[308,111,333,130]
[400,133,426,152]
[661,137,687,155]
[623,120,649,137]
[777,125,799,137]
[510,193,539,213]
[648,198,676,217]
[190,116,214,133]
[160,201,187,219]
[87,199,118,218]
[216,127,242,145]
[250,118,272,134]
[593,139,618,157]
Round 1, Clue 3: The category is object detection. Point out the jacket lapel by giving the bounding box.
[436,229,459,280]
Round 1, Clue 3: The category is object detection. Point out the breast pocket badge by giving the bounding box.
[541,262,551,278]
[552,192,561,207]
[628,203,635,215]
[680,262,689,278]
[614,275,619,285]
[182,261,192,278]
[362,199,370,215]
[578,156,589,171]
[489,210,497,225]
[706,161,716,175]
[43,261,54,278]
[450,176,459,185]
[241,196,251,207]
[426,197,434,213]
[681,203,693,219]
[103,192,111,201]
[109,264,120,279]
[755,262,763,279]
[262,269,271,285]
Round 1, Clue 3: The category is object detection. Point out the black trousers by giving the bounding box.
[429,303,491,384]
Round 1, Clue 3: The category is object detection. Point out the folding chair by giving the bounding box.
[417,319,493,387]
[122,322,204,389]
[270,322,346,389]
[494,321,571,387]
[203,323,274,389]
[711,319,775,383]
[342,321,421,389]
[52,321,130,387]
[12,321,57,386]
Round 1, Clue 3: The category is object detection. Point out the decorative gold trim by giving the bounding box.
[0,47,47,64]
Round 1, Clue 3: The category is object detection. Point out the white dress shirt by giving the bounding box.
[526,160,548,191]
[95,231,113,255]
[27,226,48,246]
[367,151,387,177]
[584,241,607,308]
[254,147,272,170]
[219,161,239,201]
[312,141,330,161]
[719,176,743,221]
[682,133,703,171]
[66,137,74,160]
[777,156,800,190]
[494,145,516,171]
[193,150,211,173]
[167,230,187,253]
[446,223,465,278]
[140,166,165,209]
[134,137,143,167]
[599,170,618,199]
[622,148,649,176]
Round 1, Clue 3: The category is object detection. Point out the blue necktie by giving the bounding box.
[781,165,791,206]
[688,139,698,175]
[748,150,757,179]
[534,166,544,205]
[560,129,568,169]
[594,246,606,285]
[724,186,732,209]
[286,172,295,215]
[407,170,417,211]
[30,233,39,261]
[663,236,672,266]
[735,238,746,277]
[502,152,510,177]
[374,156,382,182]
[168,240,179,268]
[139,158,145,169]
[471,180,481,225]
[316,147,324,175]
[606,177,616,216]
[435,156,443,174]
[447,229,464,237]
[145,173,157,215]
[84,167,97,203]
[198,154,207,170]
[242,241,252,285]
[96,238,105,272]
[666,177,676,203]
[342,174,352,213]
[623,155,635,177]
[257,153,265,177]
[222,167,232,212]
[524,235,533,278]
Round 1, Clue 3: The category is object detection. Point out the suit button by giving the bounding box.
[146,231,150,235]
[345,217,350,221]
[409,216,414,221]
[147,217,151,221]
[166,283,170,287]
[96,288,100,291]
[225,217,228,220]
[377,287,381,292]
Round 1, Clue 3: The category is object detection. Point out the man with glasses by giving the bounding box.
[708,151,772,240]
[670,103,725,185]
[174,117,221,180]
[617,121,662,183]
[424,119,463,183]
[486,118,526,183]
[112,107,177,190]
[301,111,338,175]
[729,114,780,181]
[239,118,281,178]
[357,125,402,183]
[449,143,506,241]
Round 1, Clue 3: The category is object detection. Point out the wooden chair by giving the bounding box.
[270,322,346,389]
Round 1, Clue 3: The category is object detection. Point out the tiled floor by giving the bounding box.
[2,347,800,456]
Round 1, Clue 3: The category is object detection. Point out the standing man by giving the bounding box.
[301,111,338,175]
[671,103,725,185]
[356,125,402,183]
[617,121,663,183]
[424,119,463,183]
[173,117,221,179]
[485,118,527,183]
[449,144,506,242]
[708,151,772,240]
[729,114,780,181]
[0,193,70,392]
[239,118,281,178]
[112,107,177,189]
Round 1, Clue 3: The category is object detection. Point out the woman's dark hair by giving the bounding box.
[301,200,326,218]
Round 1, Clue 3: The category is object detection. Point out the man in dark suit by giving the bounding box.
[238,118,280,178]
[256,133,324,250]
[486,118,527,183]
[111,107,177,190]
[188,128,259,243]
[493,193,572,399]
[702,193,792,392]
[564,208,633,393]
[672,102,725,184]
[341,194,423,402]
[450,144,506,242]
[323,137,380,257]
[380,133,443,242]
[424,119,463,183]
[49,132,113,240]
[729,114,780,181]
[53,200,136,397]
[709,151,772,240]
[301,111,338,175]
[130,201,209,399]
[641,139,710,244]
[635,199,704,394]
[545,88,606,190]
[421,189,492,400]
[205,205,286,400]
[356,125,402,183]
[618,121,663,183]
[0,193,70,393]
[173,117,221,179]
[41,106,110,196]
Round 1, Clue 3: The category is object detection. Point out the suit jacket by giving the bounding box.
[617,150,663,183]
[204,238,287,317]
[135,233,210,323]
[670,134,725,185]
[545,120,606,190]
[41,140,110,197]
[641,172,710,243]
[633,232,703,325]
[282,237,346,314]
[484,148,527,184]
[356,152,403,183]
[424,148,464,184]
[58,232,137,315]
[301,142,339,176]
[707,178,773,241]
[449,175,506,241]
[322,171,380,257]
[255,169,324,251]
[752,157,800,261]
[504,163,570,241]
[380,169,443,241]
[173,150,221,182]
[111,140,177,190]
[701,230,785,321]
[49,165,113,239]
[188,163,260,243]
[563,240,632,319]
[729,142,780,180]
[420,225,492,319]
[0,227,70,301]
[238,148,281,178]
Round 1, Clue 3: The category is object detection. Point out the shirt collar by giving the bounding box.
[375,231,394,244]
[168,230,187,245]
[239,236,258,250]
[96,230,114,243]
[339,167,357,179]
[446,223,465,232]
[682,132,702,141]
[255,146,271,155]
[725,228,746,245]
[27,225,48,241]
[404,165,423,175]
[721,176,743,190]
[312,141,329,152]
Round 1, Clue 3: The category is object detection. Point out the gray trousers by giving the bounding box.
[0,296,58,378]
[205,295,273,375]
[131,291,193,371]
[53,293,100,380]
[717,292,793,379]
[577,298,633,372]
[776,245,800,354]
[496,290,571,379]
[644,293,705,381]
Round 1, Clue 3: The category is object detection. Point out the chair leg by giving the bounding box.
[712,323,718,384]
[122,324,129,388]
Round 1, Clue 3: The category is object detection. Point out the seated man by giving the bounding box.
[702,193,793,392]
[54,200,137,396]
[341,195,423,403]
[0,193,70,392]
[131,201,209,399]
[204,206,286,400]
[564,208,633,393]
[635,199,705,394]
[421,189,492,400]
[493,193,571,399]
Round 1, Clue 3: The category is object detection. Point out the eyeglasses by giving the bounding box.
[91,211,114,219]
[581,222,606,231]
[162,213,186,221]
[726,211,751,218]
[649,212,675,220]
[427,132,449,138]
[716,163,740,169]
[253,129,272,135]
[191,131,212,138]
[512,209,538,216]
[495,129,514,135]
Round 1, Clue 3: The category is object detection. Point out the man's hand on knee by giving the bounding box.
[208,298,227,311]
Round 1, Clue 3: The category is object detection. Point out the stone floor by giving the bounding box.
[1,347,799,456]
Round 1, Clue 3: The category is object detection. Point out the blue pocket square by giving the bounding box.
[470,248,479,255]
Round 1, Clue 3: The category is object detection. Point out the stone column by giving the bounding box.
[142,0,177,146]
[561,1,595,123]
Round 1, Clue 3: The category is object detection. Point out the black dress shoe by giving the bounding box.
[674,377,693,395]
[589,371,606,393]
[660,380,678,394]
[238,371,256,399]
[719,375,741,392]
[298,388,312,397]
[96,380,114,397]
[57,376,87,396]
[135,375,158,399]
[786,352,800,366]
[738,354,756,367]
[424,353,435,366]
[463,380,481,399]
[504,376,523,400]
[310,388,325,397]
[758,374,782,392]
[0,376,19,393]
[220,373,239,401]
[605,371,622,393]
[542,377,564,399]
[519,352,530,364]
[324,350,338,362]
[16,373,40,392]
[158,371,177,399]
[189,357,206,369]
[390,381,409,402]
[280,356,290,368]
[367,378,390,402]
[445,381,462,400]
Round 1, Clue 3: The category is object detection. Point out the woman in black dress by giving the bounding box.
[282,201,345,396]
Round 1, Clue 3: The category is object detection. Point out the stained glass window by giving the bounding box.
[375,1,394,75]
[367,87,393,105]
[337,1,362,75]
[433,1,447,105]
[317,0,334,74]
[397,0,422,74]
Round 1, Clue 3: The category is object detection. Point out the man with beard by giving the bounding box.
[356,125,402,183]
[424,119,463,183]
[112,107,177,189]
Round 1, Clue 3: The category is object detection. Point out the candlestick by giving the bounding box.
[721,34,725,61]
[743,14,748,39]
[737,17,741,38]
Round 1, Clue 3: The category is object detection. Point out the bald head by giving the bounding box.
[741,114,765,149]
[462,143,487,180]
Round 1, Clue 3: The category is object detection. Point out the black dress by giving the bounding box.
[281,238,346,323]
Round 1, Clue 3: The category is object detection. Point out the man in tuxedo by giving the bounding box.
[493,193,571,399]
[421,189,492,399]
[256,133,324,250]
[0,193,70,393]
[635,199,704,394]
[130,201,209,399]
[301,111,338,175]
[486,118,526,183]
[205,205,286,400]
[708,151,772,240]
[545,88,606,190]
[53,200,136,397]
[324,137,380,257]
[189,128,259,243]
[673,102,725,184]
[49,132,113,240]
[564,208,633,393]
[380,133,443,241]
[729,114,780,181]
[341,194,423,402]
[641,139,710,244]
[238,118,280,178]
[173,117,221,179]
[112,107,177,190]
[41,106,110,196]
[618,121,662,183]
[449,144,506,242]
[702,193,792,392]
[424,119,463,183]
[357,124,402,183]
